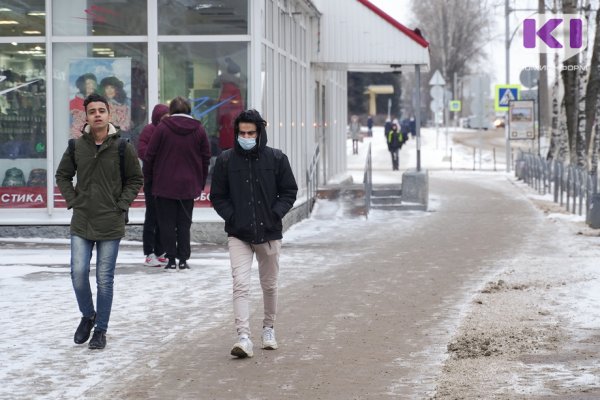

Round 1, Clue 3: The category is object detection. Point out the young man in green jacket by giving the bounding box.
[56,93,143,349]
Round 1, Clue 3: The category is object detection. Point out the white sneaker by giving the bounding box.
[144,253,161,267]
[230,335,254,358]
[156,253,168,265]
[262,327,278,350]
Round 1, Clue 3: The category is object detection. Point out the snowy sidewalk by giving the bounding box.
[1,126,598,399]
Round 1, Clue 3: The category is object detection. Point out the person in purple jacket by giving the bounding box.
[137,103,169,267]
[143,97,211,270]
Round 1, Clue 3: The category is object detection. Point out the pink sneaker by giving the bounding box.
[144,253,161,267]
[156,253,168,265]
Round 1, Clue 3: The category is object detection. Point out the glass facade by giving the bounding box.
[158,0,248,35]
[0,43,46,207]
[52,42,148,164]
[52,1,147,36]
[158,42,247,156]
[0,0,327,218]
[0,1,45,37]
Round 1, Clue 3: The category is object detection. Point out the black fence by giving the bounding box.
[515,151,600,222]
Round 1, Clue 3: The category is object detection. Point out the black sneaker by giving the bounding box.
[74,313,96,344]
[164,258,177,270]
[178,260,190,270]
[88,330,106,349]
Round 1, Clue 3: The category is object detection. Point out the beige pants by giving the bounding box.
[228,236,281,337]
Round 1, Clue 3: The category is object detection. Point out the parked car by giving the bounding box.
[493,117,505,128]
[465,115,491,130]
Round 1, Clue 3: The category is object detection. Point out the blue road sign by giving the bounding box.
[495,85,521,111]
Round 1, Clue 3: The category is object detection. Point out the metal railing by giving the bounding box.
[516,150,599,219]
[363,143,373,216]
[305,144,320,217]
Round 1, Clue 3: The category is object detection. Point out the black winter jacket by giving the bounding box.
[210,129,298,244]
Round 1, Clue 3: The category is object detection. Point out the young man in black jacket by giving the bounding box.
[211,109,298,358]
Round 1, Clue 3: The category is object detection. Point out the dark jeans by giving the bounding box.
[352,139,359,154]
[142,181,162,256]
[155,197,194,262]
[71,235,120,332]
[390,149,399,170]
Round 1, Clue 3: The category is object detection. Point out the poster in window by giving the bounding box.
[69,58,132,138]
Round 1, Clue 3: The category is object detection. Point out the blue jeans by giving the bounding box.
[70,235,120,332]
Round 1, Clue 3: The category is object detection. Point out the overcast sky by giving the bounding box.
[367,0,574,91]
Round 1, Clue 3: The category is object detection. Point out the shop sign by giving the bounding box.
[0,187,46,208]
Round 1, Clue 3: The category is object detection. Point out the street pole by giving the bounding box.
[505,0,511,172]
[416,65,422,172]
[537,78,541,156]
[453,72,458,127]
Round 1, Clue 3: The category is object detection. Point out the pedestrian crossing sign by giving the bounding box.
[449,100,461,112]
[495,85,521,112]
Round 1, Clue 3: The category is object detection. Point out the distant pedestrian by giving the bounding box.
[143,96,211,270]
[56,93,143,350]
[409,116,417,138]
[349,115,361,155]
[137,103,169,267]
[384,118,392,138]
[367,115,373,137]
[387,122,404,171]
[211,109,298,359]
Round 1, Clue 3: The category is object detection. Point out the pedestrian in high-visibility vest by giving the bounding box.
[387,122,404,171]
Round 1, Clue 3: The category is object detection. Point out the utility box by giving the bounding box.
[587,194,600,229]
[401,169,429,209]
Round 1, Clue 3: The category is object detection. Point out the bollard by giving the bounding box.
[587,194,600,229]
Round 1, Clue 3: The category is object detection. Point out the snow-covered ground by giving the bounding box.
[0,125,597,399]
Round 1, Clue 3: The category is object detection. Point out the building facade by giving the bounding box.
[0,0,428,225]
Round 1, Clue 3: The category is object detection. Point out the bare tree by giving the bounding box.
[561,0,579,163]
[575,0,591,167]
[584,7,600,155]
[410,0,495,95]
[547,54,562,161]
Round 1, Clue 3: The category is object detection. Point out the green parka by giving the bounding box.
[55,124,143,240]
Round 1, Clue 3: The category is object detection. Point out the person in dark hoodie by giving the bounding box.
[137,103,169,267]
[143,96,211,270]
[210,109,298,359]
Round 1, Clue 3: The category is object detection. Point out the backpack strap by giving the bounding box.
[118,138,127,188]
[220,148,233,176]
[68,138,76,170]
[272,148,283,176]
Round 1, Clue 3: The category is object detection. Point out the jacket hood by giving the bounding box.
[161,114,201,136]
[234,126,268,156]
[151,104,169,126]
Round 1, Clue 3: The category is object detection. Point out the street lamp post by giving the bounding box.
[505,0,511,172]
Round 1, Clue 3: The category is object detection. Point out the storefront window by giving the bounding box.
[52,42,148,208]
[159,42,247,157]
[158,0,248,35]
[0,43,46,208]
[52,0,147,36]
[0,1,45,37]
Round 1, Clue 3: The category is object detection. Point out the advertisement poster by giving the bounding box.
[69,58,132,138]
[508,100,535,140]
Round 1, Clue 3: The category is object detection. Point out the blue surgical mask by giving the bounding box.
[238,137,256,150]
